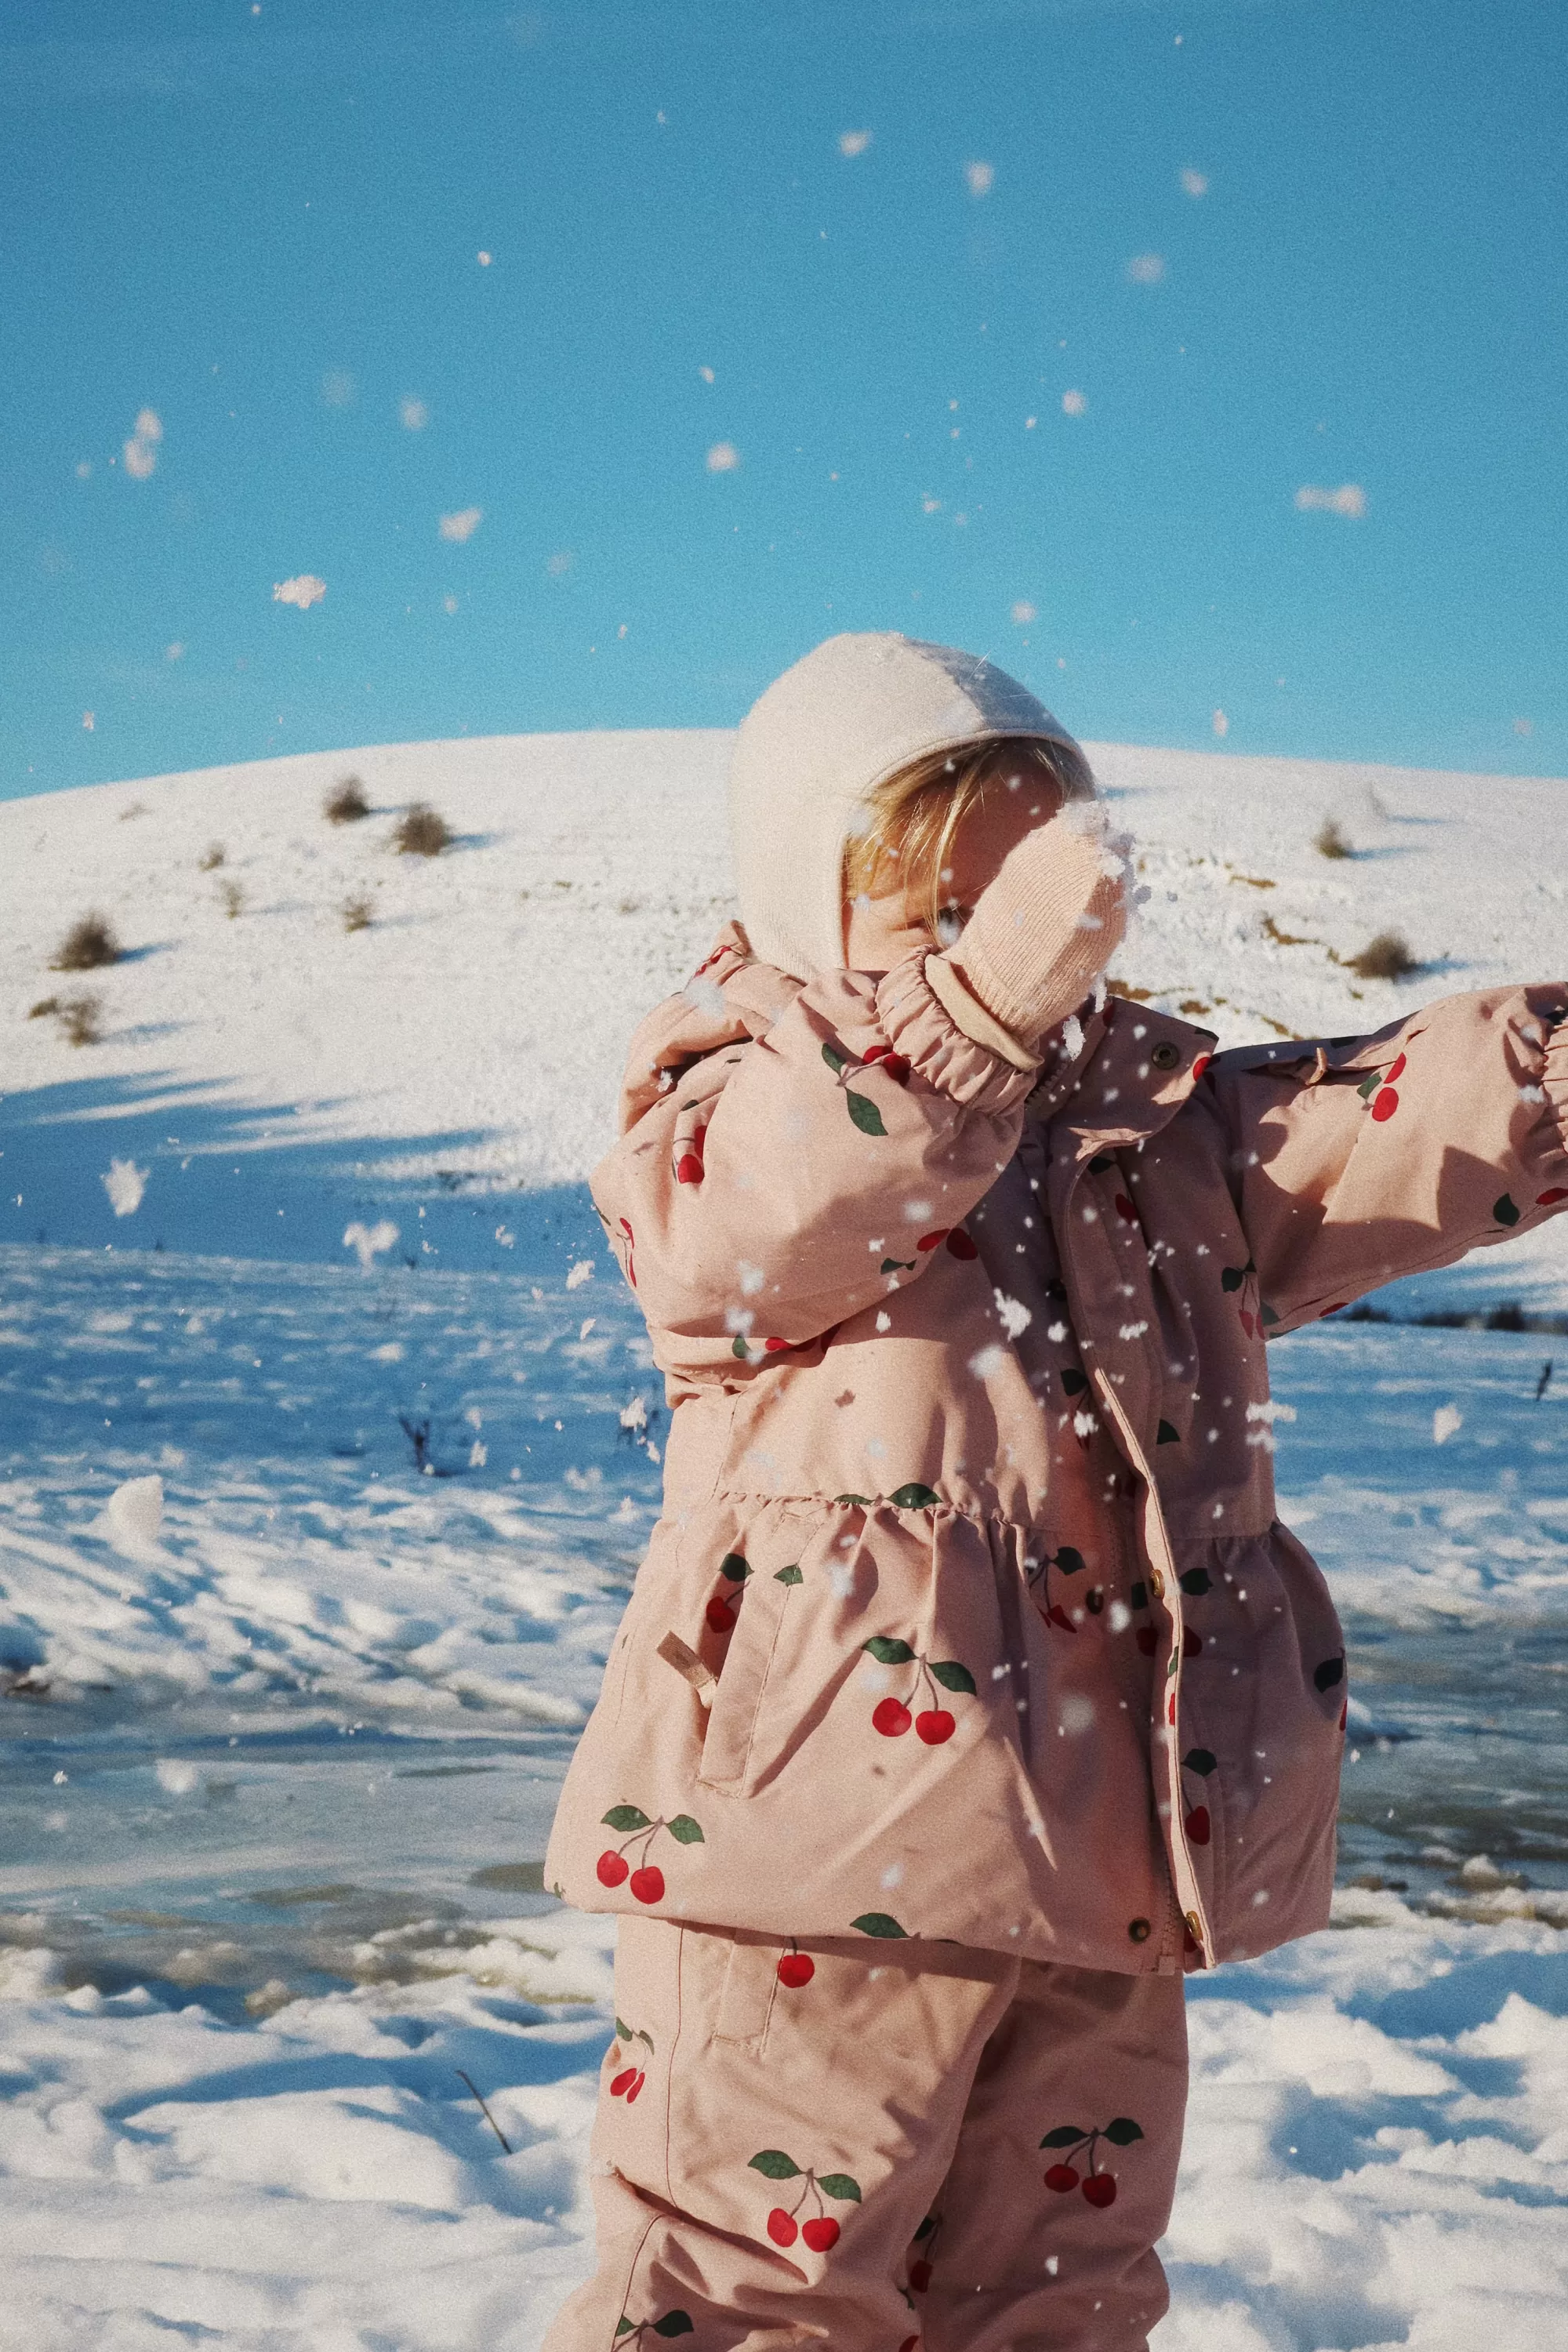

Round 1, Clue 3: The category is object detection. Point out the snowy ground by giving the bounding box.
[1,728,1566,2350]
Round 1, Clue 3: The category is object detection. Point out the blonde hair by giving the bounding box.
[843,735,1094,945]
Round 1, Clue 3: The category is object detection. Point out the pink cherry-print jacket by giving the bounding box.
[546,925,1568,1973]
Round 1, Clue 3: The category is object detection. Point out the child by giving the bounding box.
[544,632,1567,2351]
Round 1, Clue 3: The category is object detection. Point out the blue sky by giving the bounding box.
[3,0,1565,800]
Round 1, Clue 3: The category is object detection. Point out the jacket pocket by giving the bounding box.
[696,1526,803,1797]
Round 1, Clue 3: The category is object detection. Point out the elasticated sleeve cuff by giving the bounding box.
[875,949,1041,1112]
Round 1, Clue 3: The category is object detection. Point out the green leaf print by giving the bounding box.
[615,2016,633,2042]
[864,1636,916,1664]
[652,2317,695,2339]
[1494,1192,1522,1227]
[1102,2118,1145,2147]
[1220,1265,1247,1293]
[718,1553,751,1583]
[1040,2125,1089,2148]
[1053,1545,1087,1575]
[1156,1420,1181,1445]
[930,1661,977,1696]
[880,1257,916,1274]
[889,1482,941,1510]
[666,1814,706,1845]
[750,2149,802,2180]
[835,1492,873,1507]
[851,1912,909,1939]
[731,1336,750,1359]
[1130,1581,1149,1611]
[775,1565,804,1585]
[1178,1568,1212,1596]
[822,1042,848,1075]
[1182,1748,1218,1776]
[847,1090,889,1138]
[601,1806,652,1833]
[1356,1069,1381,1101]
[1061,1368,1089,1396]
[817,2174,863,2203]
[617,2321,636,2336]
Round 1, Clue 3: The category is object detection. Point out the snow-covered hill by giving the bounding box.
[3,727,1564,1299]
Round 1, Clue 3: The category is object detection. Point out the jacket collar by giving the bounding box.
[1036,996,1218,1160]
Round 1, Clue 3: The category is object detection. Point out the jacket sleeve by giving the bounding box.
[1201,983,1568,1336]
[591,950,1040,1375]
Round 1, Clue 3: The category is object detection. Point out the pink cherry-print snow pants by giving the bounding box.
[543,1918,1188,2352]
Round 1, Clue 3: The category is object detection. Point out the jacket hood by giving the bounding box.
[728,631,1089,980]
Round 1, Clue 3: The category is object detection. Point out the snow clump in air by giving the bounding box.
[1126,253,1166,284]
[1295,483,1367,518]
[964,161,994,197]
[706,443,739,473]
[106,1474,165,1551]
[839,130,872,157]
[122,408,162,478]
[343,1219,398,1270]
[274,575,326,609]
[438,507,483,542]
[101,1157,148,1218]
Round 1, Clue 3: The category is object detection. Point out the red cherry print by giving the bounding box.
[1114,1194,1138,1225]
[1082,2174,1118,2209]
[900,2339,920,2352]
[764,1336,792,1352]
[1044,2164,1080,2193]
[1339,1699,1348,1731]
[609,2067,637,2097]
[597,1850,630,1887]
[1185,1806,1211,1846]
[1167,1692,1177,1725]
[1386,1053,1407,1083]
[768,2209,799,2248]
[1370,1087,1399,1123]
[1136,1626,1157,1655]
[629,1864,665,1905]
[626,2071,644,2103]
[1046,1604,1077,1634]
[802,2216,840,2253]
[873,1696,913,1737]
[909,2259,933,2292]
[945,1228,978,1259]
[863,1045,912,1084]
[706,1594,737,1633]
[1192,1053,1212,1080]
[1539,1188,1568,1206]
[777,1951,815,1988]
[675,1153,704,1185]
[916,1230,949,1252]
[915,1708,956,1745]
[1239,1308,1257,1337]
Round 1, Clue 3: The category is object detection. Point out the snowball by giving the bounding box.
[101,1158,148,1218]
[1433,1403,1463,1446]
[343,1219,398,1270]
[565,1259,594,1290]
[154,1759,199,1796]
[107,1474,163,1548]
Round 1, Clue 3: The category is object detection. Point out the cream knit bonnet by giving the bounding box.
[728,632,1091,979]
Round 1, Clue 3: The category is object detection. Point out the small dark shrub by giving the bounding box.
[219,879,245,919]
[52,913,121,971]
[1315,818,1353,859]
[394,802,452,858]
[59,992,103,1046]
[1347,930,1419,982]
[27,996,58,1020]
[325,777,371,824]
[342,893,373,933]
[198,842,226,872]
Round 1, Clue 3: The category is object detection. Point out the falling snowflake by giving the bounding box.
[993,1290,1033,1340]
[1126,253,1166,284]
[274,575,326,610]
[439,507,483,542]
[1432,1403,1463,1446]
[1062,390,1087,416]
[343,1218,398,1269]
[1295,484,1367,519]
[839,129,872,156]
[1011,601,1037,625]
[565,1259,595,1290]
[1179,167,1208,197]
[1212,710,1229,739]
[400,397,429,430]
[122,408,162,478]
[706,442,740,473]
[101,1158,148,1218]
[964,161,995,197]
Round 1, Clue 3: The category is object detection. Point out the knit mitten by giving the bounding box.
[939,805,1130,1048]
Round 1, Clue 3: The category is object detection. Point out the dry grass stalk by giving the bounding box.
[198,843,226,871]
[1346,930,1419,982]
[394,802,452,857]
[220,879,245,919]
[51,913,122,971]
[1315,818,1353,859]
[325,777,371,824]
[342,893,374,933]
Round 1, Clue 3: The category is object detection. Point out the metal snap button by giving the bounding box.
[1150,1040,1181,1071]
[1127,1916,1152,1943]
